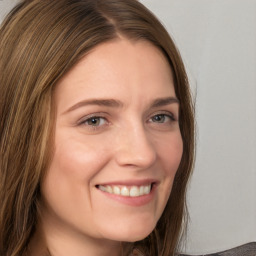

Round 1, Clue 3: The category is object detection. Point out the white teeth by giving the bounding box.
[106,185,113,194]
[143,185,151,194]
[139,186,144,195]
[130,186,140,197]
[113,186,120,195]
[98,185,107,192]
[98,184,152,197]
[121,186,129,196]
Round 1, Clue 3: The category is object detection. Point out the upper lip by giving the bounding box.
[96,179,159,187]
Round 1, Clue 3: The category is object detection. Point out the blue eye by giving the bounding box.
[150,114,174,123]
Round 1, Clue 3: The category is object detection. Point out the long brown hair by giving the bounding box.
[0,0,195,255]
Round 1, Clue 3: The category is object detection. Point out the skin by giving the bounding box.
[34,38,183,256]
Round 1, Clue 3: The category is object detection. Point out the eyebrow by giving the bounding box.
[150,97,179,108]
[63,96,179,114]
[63,99,123,114]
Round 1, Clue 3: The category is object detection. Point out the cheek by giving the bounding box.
[39,134,115,238]
[40,135,112,215]
[156,133,183,201]
[158,132,183,174]
[49,132,112,181]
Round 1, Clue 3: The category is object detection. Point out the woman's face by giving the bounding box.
[41,39,183,248]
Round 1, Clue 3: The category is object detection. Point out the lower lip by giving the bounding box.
[97,185,157,207]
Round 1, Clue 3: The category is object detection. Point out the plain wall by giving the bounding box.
[1,0,256,254]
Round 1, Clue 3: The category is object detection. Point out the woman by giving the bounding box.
[0,0,195,255]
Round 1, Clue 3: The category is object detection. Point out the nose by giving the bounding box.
[114,124,157,169]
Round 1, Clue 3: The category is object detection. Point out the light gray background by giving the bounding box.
[1,0,256,254]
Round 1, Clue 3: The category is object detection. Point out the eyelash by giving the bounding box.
[78,114,109,130]
[148,113,175,123]
[78,112,176,131]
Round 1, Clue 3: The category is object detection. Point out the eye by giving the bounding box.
[80,116,107,127]
[149,113,175,123]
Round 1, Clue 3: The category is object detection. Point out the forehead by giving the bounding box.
[54,38,176,108]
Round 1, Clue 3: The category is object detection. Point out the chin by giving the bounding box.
[99,219,156,242]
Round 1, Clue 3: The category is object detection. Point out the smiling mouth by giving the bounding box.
[96,183,154,197]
